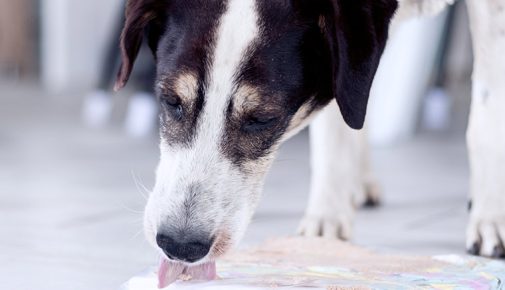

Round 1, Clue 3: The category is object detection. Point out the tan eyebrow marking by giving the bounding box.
[158,72,198,102]
[233,85,262,113]
[174,73,198,101]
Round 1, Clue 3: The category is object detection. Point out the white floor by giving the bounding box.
[0,85,470,290]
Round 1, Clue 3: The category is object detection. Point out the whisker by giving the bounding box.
[130,170,151,201]
[131,227,146,240]
[119,202,145,215]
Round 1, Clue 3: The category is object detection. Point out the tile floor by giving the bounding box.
[0,84,470,290]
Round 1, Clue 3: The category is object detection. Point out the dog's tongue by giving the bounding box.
[157,259,217,289]
[157,259,185,288]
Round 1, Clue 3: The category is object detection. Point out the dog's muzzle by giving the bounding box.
[156,232,213,263]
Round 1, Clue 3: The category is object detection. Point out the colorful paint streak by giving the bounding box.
[123,255,505,290]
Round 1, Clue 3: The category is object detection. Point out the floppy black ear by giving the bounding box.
[114,0,166,91]
[322,0,397,129]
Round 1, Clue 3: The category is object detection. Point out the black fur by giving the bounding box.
[321,0,398,129]
[155,0,226,147]
[116,0,398,162]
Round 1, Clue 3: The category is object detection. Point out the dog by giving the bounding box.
[114,0,504,279]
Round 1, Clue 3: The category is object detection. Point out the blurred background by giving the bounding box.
[0,1,474,290]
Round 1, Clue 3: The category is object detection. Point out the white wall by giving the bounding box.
[41,0,123,91]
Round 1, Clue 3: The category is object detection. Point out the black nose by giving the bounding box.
[156,233,212,263]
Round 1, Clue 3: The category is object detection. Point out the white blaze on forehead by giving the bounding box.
[153,0,260,227]
[198,0,259,149]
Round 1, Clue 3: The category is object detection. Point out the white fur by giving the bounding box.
[297,0,456,242]
[465,0,505,257]
[301,0,505,257]
[298,102,370,240]
[201,0,259,150]
[145,0,262,262]
[395,0,455,21]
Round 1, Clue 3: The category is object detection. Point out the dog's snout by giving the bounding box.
[156,233,212,263]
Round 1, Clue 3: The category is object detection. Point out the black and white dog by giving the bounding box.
[109,0,502,283]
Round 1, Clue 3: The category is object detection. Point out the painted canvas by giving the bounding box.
[122,237,505,290]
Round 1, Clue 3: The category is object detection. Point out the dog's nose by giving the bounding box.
[156,233,212,263]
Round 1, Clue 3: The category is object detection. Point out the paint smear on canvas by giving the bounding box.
[122,237,505,290]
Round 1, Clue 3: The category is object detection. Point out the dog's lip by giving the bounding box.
[157,257,216,288]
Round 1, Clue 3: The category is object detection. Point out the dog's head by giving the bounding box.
[116,0,397,264]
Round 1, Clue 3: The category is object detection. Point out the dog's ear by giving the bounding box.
[114,0,167,91]
[321,0,397,129]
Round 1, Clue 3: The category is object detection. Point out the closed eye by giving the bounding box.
[242,115,279,132]
[160,94,184,121]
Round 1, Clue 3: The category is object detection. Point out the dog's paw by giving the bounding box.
[297,214,353,241]
[466,213,505,258]
[362,180,382,208]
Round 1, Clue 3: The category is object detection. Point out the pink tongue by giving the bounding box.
[157,258,217,289]
[157,259,185,288]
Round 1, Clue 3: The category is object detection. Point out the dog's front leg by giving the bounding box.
[298,102,372,240]
[466,0,505,258]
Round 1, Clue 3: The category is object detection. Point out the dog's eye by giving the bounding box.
[162,94,180,107]
[243,115,278,132]
[161,94,183,121]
